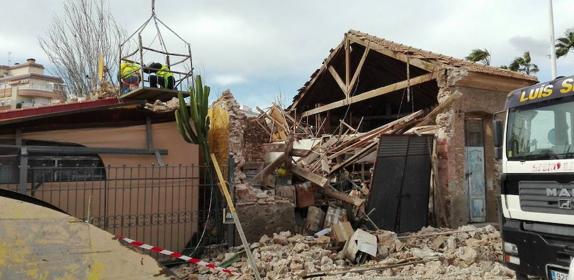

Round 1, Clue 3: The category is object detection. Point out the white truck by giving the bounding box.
[497,75,574,280]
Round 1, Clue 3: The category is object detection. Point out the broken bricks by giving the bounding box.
[171,224,511,280]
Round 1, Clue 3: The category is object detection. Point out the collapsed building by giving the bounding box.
[0,27,543,278]
[203,31,540,245]
[285,30,537,227]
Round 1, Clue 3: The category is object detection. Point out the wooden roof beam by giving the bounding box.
[328,66,348,98]
[301,72,435,117]
[348,47,370,94]
[346,34,436,72]
[290,41,345,109]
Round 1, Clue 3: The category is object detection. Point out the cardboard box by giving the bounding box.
[295,182,315,208]
[343,229,378,263]
[331,221,354,244]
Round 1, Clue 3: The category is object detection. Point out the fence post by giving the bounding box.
[18,147,28,194]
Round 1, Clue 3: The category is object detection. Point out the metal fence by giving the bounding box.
[0,164,226,262]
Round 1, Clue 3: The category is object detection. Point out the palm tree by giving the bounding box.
[508,52,539,75]
[465,49,491,65]
[556,30,574,58]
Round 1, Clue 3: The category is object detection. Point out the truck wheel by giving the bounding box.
[515,273,528,280]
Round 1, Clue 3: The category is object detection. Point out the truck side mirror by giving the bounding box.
[493,120,503,160]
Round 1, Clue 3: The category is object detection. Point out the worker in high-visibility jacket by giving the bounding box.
[147,62,175,90]
[119,61,141,94]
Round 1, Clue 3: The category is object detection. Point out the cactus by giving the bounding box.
[175,75,210,145]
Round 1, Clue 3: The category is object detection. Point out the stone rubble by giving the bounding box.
[171,224,514,280]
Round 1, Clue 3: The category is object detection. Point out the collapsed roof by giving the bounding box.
[289,30,537,119]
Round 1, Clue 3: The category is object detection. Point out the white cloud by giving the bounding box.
[2,0,574,105]
[212,74,247,86]
[509,36,549,56]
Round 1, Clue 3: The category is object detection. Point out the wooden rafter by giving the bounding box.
[348,47,370,94]
[347,34,435,72]
[345,38,350,89]
[301,72,435,117]
[290,41,345,109]
[328,66,348,98]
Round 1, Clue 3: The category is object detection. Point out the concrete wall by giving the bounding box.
[14,122,201,252]
[23,122,199,167]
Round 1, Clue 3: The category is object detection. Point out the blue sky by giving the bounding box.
[1,0,574,108]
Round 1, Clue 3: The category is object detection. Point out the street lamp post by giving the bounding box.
[549,0,558,79]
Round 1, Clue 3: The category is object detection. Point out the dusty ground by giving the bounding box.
[172,225,516,280]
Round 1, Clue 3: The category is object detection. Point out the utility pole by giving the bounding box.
[549,0,558,79]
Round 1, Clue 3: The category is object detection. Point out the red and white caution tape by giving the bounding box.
[115,236,236,275]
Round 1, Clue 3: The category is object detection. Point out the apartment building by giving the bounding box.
[0,58,64,110]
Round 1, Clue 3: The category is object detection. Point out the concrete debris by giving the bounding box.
[92,80,120,99]
[171,224,511,280]
[144,96,180,112]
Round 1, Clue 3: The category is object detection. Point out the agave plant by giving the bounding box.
[175,75,211,160]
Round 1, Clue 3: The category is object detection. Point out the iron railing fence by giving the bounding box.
[0,164,226,262]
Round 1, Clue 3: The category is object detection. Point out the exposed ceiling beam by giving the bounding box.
[346,34,436,72]
[348,47,370,94]
[345,38,350,89]
[301,72,435,117]
[290,41,345,109]
[328,66,348,98]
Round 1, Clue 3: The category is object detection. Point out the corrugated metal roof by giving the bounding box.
[0,98,142,125]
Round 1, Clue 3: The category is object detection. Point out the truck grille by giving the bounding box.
[519,181,574,215]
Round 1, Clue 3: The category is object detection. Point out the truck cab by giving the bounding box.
[498,75,574,280]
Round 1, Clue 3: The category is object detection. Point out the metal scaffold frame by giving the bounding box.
[119,0,193,92]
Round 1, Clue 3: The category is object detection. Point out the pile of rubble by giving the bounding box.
[247,93,460,217]
[172,224,513,280]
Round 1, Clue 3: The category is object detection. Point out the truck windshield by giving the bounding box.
[507,100,574,160]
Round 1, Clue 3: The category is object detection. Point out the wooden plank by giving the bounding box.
[329,139,378,175]
[251,153,287,184]
[345,38,350,90]
[301,136,338,166]
[417,91,462,126]
[322,187,365,206]
[291,165,329,188]
[291,148,311,157]
[301,73,435,117]
[120,87,188,102]
[346,34,436,72]
[348,47,370,94]
[328,66,348,97]
[290,41,345,109]
[327,110,424,159]
[210,154,262,280]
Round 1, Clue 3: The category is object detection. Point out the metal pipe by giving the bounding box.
[188,43,194,88]
[549,0,558,79]
[121,15,153,47]
[138,34,145,88]
[141,47,190,57]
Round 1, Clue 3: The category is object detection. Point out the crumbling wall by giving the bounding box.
[209,91,296,243]
[436,67,511,227]
[435,68,468,227]
[244,116,268,165]
[235,201,297,243]
[457,87,508,223]
[209,90,253,201]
